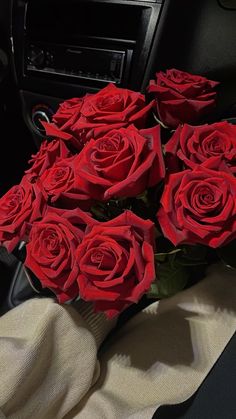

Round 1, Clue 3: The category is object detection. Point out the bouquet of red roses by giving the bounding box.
[0,69,235,318]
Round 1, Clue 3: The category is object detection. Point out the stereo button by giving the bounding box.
[28,46,45,69]
[45,52,54,67]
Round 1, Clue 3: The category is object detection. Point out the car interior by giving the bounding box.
[1,0,236,417]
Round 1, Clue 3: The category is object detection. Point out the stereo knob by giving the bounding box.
[31,104,54,134]
[28,46,45,68]
[32,110,50,133]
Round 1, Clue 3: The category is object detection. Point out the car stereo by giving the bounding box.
[12,0,162,145]
[26,42,133,86]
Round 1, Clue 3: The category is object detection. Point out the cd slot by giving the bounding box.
[27,66,122,84]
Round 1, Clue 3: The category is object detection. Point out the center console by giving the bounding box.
[12,0,163,144]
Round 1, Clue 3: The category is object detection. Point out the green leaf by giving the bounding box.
[181,245,208,261]
[147,280,159,298]
[217,239,236,269]
[136,190,149,206]
[175,259,207,267]
[154,254,167,263]
[108,197,128,209]
[157,262,189,298]
[147,261,190,299]
[90,206,107,220]
[176,245,208,266]
[154,248,182,262]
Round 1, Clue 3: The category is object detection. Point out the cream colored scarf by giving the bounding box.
[0,262,235,419]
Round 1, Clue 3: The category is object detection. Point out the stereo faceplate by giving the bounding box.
[26,43,133,85]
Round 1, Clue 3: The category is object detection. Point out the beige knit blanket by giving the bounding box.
[0,262,236,419]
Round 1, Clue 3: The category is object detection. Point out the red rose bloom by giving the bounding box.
[26,139,71,178]
[39,156,92,210]
[43,83,154,147]
[0,176,46,252]
[76,210,156,318]
[147,68,219,128]
[25,207,92,303]
[52,97,83,127]
[42,98,84,150]
[75,125,165,201]
[157,165,236,248]
[165,122,236,174]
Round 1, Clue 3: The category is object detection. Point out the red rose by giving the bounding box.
[25,139,71,178]
[165,122,236,174]
[157,165,236,248]
[75,210,156,318]
[43,83,154,148]
[75,125,165,201]
[147,69,219,128]
[0,176,46,252]
[41,98,84,150]
[25,207,92,303]
[52,97,83,127]
[38,156,92,210]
